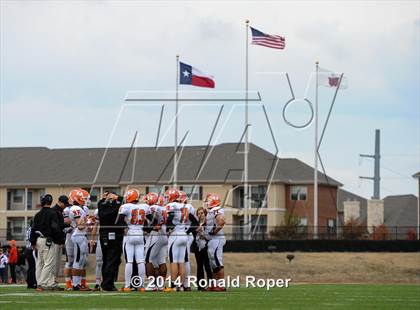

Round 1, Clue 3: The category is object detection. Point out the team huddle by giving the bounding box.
[62,188,226,292]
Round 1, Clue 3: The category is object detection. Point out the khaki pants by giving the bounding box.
[54,245,62,279]
[36,238,58,288]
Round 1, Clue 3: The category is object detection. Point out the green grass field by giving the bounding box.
[0,284,419,309]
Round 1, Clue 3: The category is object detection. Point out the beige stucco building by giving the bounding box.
[0,143,342,243]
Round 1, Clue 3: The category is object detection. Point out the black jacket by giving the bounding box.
[98,197,124,238]
[52,204,66,245]
[30,207,62,245]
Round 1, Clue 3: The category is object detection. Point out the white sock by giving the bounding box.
[125,263,133,288]
[138,263,146,288]
[95,265,102,285]
[184,261,191,287]
[73,275,81,286]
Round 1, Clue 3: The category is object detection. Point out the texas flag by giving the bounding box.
[179,62,215,88]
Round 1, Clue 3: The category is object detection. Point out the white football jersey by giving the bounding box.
[167,202,195,232]
[206,208,225,239]
[93,208,99,222]
[118,203,150,230]
[82,205,90,216]
[69,205,88,235]
[63,206,73,234]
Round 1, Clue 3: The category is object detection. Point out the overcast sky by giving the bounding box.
[1,1,419,199]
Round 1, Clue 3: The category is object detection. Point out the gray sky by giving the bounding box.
[1,1,419,199]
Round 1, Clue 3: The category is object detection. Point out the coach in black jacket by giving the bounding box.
[97,192,124,291]
[30,194,63,290]
[51,195,69,279]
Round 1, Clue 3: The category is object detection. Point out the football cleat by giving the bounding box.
[93,284,101,291]
[119,287,133,292]
[79,285,91,291]
[145,285,158,292]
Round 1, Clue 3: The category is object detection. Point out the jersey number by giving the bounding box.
[130,209,146,225]
[72,210,81,217]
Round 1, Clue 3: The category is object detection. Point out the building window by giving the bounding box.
[234,185,267,208]
[7,217,26,241]
[81,188,100,208]
[251,215,267,240]
[232,215,245,240]
[180,185,202,201]
[290,186,307,201]
[145,185,166,196]
[327,218,336,236]
[250,185,267,208]
[27,189,45,210]
[300,217,308,226]
[7,189,25,210]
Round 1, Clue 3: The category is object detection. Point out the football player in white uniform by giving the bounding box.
[63,204,74,290]
[205,193,226,291]
[91,208,102,291]
[79,189,92,289]
[165,188,198,291]
[179,191,195,291]
[68,189,91,291]
[145,193,168,291]
[116,189,151,292]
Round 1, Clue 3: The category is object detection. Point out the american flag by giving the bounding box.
[250,26,285,50]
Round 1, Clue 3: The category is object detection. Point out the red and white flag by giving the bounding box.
[179,62,215,88]
[318,67,348,89]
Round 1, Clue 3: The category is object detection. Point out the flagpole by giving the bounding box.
[245,19,250,240]
[314,61,319,239]
[174,54,179,187]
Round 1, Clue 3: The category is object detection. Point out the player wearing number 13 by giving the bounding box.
[117,189,151,292]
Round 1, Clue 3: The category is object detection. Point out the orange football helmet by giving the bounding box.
[144,192,158,206]
[69,189,87,206]
[125,189,140,203]
[204,193,212,202]
[178,191,187,203]
[165,188,179,203]
[206,193,221,209]
[157,195,165,206]
[79,189,91,206]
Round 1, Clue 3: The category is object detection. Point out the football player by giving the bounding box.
[205,193,226,291]
[165,188,198,291]
[144,193,168,291]
[90,207,102,291]
[179,191,196,291]
[116,189,151,292]
[68,189,91,291]
[63,201,74,290]
[78,189,92,289]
